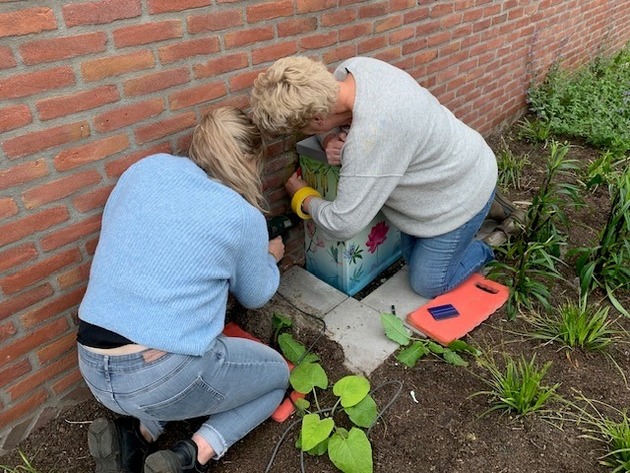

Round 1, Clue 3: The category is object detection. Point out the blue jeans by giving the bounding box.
[400,193,495,298]
[78,335,290,459]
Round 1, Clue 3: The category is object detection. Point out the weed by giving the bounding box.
[527,297,617,351]
[380,313,481,368]
[496,136,531,191]
[517,116,552,143]
[0,451,42,473]
[572,168,630,316]
[474,354,561,417]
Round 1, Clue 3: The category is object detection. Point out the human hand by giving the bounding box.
[285,171,307,198]
[268,236,285,262]
[324,132,346,166]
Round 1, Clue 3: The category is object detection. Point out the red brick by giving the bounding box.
[21,287,86,329]
[339,23,372,42]
[8,351,76,401]
[322,9,357,27]
[246,0,294,22]
[94,98,164,133]
[0,104,32,133]
[36,85,119,121]
[187,10,243,34]
[299,32,337,50]
[86,237,99,255]
[22,170,102,210]
[0,390,47,426]
[0,160,49,191]
[72,185,114,213]
[0,360,31,389]
[82,50,154,82]
[0,248,82,295]
[105,143,172,178]
[38,334,79,365]
[322,45,357,65]
[114,20,182,47]
[148,0,211,14]
[0,206,69,247]
[359,36,388,54]
[0,67,75,100]
[252,41,298,65]
[0,244,38,273]
[62,0,141,27]
[0,7,56,38]
[0,195,18,219]
[193,52,248,79]
[0,46,16,69]
[375,14,403,32]
[57,261,92,289]
[391,0,415,11]
[389,26,415,44]
[0,284,54,322]
[123,68,190,97]
[158,37,220,63]
[20,32,107,65]
[359,1,388,18]
[3,121,90,160]
[169,82,227,110]
[296,0,336,13]
[135,112,197,144]
[229,69,263,92]
[277,18,318,37]
[54,135,130,172]
[40,214,101,251]
[224,27,274,48]
[52,368,83,395]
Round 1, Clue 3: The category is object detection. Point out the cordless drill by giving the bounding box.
[266,213,302,241]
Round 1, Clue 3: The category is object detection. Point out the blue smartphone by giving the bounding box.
[427,304,459,320]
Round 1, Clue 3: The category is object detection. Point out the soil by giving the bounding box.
[2,120,629,473]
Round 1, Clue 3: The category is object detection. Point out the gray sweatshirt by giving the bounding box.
[309,57,497,239]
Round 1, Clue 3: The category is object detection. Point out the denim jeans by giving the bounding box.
[400,192,495,298]
[78,335,290,458]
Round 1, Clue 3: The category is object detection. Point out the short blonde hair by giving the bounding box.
[250,56,339,135]
[189,106,267,212]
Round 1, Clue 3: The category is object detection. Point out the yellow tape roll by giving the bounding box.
[290,186,321,220]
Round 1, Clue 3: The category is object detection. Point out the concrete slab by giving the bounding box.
[323,297,399,376]
[278,266,348,317]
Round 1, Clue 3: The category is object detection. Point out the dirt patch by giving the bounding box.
[1,124,629,473]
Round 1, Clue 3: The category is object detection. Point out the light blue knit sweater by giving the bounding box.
[309,57,497,239]
[79,154,279,356]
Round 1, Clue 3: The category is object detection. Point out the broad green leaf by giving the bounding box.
[447,339,481,356]
[278,333,320,365]
[396,341,429,367]
[307,437,329,456]
[333,376,370,408]
[328,427,373,473]
[272,313,292,331]
[290,361,328,394]
[381,313,411,346]
[301,413,334,451]
[295,398,310,412]
[442,349,468,367]
[428,341,445,354]
[344,394,378,428]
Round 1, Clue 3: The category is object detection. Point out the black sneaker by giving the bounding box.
[88,417,151,473]
[144,440,209,473]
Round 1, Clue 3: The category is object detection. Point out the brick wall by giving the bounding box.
[1,0,629,452]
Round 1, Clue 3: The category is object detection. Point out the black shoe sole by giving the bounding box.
[88,418,123,473]
[144,451,182,473]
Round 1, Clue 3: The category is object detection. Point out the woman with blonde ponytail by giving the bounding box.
[77,106,289,473]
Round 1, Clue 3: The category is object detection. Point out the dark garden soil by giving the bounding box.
[2,121,629,473]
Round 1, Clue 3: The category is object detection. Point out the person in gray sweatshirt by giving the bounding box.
[251,56,520,298]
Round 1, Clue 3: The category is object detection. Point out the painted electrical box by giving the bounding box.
[297,136,401,296]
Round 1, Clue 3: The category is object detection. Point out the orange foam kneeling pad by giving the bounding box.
[406,273,509,345]
[222,322,304,423]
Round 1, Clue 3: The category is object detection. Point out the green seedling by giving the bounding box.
[277,333,379,473]
[496,136,531,191]
[0,451,43,473]
[381,313,481,368]
[474,354,561,417]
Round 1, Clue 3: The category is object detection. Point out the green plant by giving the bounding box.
[489,140,583,318]
[381,313,481,368]
[575,398,630,473]
[527,44,630,153]
[276,333,378,473]
[474,354,560,417]
[572,168,630,316]
[584,150,630,190]
[517,116,552,143]
[527,297,618,351]
[0,451,43,473]
[496,136,531,191]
